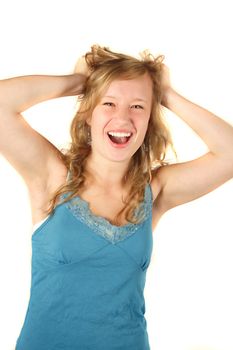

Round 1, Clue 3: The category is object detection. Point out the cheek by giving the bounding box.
[91,108,110,127]
[137,117,150,143]
[136,115,150,132]
[89,114,107,140]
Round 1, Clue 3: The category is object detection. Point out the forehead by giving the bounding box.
[102,74,153,102]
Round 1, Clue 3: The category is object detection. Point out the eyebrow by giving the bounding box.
[102,95,147,102]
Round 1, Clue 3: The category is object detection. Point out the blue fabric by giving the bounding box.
[15,184,153,350]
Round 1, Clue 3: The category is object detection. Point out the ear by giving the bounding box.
[86,116,92,126]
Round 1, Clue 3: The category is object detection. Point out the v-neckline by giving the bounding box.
[74,193,132,228]
[62,184,153,244]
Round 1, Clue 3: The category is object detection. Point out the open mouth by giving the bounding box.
[107,131,132,145]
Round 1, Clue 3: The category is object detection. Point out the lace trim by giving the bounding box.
[63,184,153,244]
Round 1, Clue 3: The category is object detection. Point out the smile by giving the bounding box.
[106,131,133,147]
[107,131,132,145]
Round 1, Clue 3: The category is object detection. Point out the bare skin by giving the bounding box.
[0,65,233,233]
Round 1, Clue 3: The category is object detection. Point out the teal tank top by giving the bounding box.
[15,181,153,350]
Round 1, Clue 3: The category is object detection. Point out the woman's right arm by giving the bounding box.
[0,74,86,190]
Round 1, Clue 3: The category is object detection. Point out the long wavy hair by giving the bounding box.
[46,45,176,225]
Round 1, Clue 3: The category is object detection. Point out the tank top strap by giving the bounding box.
[66,169,71,182]
[145,182,154,206]
[133,183,153,221]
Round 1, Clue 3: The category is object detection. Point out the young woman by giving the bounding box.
[0,45,232,350]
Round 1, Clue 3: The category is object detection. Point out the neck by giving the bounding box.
[85,153,130,189]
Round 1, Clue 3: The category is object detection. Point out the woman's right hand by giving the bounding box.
[74,55,91,78]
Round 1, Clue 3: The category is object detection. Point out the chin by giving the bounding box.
[103,152,132,163]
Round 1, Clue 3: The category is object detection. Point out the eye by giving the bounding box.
[131,104,144,109]
[103,102,114,107]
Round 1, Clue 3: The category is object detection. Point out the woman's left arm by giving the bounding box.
[152,65,233,211]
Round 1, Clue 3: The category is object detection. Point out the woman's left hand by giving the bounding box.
[160,64,172,107]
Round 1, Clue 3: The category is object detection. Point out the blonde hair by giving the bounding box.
[47,45,176,225]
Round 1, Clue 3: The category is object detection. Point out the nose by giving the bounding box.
[114,105,132,123]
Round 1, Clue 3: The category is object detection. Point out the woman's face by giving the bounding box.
[87,73,153,164]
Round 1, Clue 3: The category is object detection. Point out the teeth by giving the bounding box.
[107,131,132,137]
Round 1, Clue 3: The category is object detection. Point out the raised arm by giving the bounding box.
[152,65,233,212]
[0,74,86,190]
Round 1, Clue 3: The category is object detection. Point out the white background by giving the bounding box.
[0,0,232,349]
